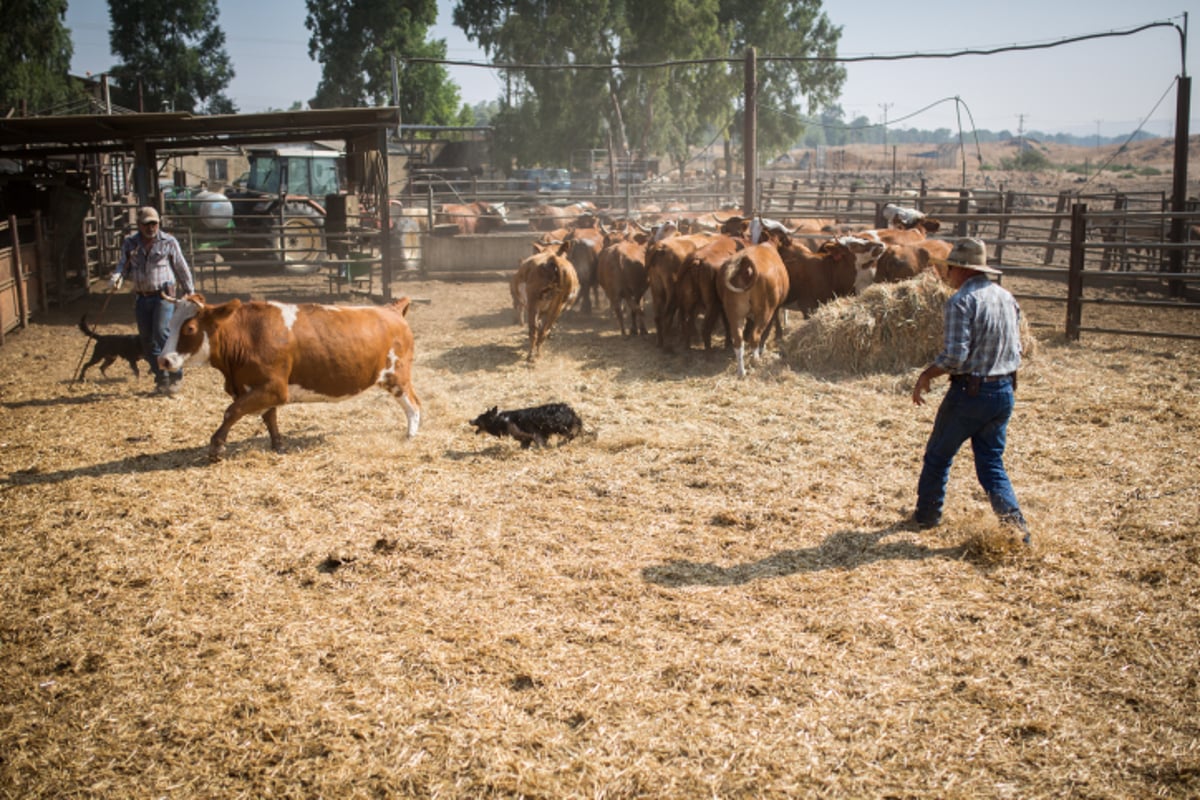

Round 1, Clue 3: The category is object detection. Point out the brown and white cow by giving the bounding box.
[436,201,507,234]
[512,245,580,361]
[158,294,421,462]
[717,243,790,378]
[777,236,886,318]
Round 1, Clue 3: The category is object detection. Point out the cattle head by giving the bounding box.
[158,294,239,373]
[827,236,886,293]
[882,203,926,230]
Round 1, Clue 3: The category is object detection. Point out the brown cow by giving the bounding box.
[565,225,605,314]
[513,246,580,361]
[676,234,744,351]
[529,202,597,232]
[596,229,650,336]
[873,239,954,283]
[859,217,941,246]
[717,244,790,378]
[158,294,420,462]
[436,201,507,234]
[646,232,714,349]
[512,240,568,325]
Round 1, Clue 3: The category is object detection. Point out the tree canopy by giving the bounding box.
[305,0,467,125]
[452,0,845,172]
[107,0,236,114]
[0,0,80,115]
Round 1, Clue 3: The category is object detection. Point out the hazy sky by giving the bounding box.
[66,0,1195,139]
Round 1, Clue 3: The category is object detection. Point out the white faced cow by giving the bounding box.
[159,294,421,462]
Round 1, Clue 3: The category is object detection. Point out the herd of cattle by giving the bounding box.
[145,201,953,462]
[506,201,955,376]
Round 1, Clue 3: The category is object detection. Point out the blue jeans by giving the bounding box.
[915,377,1025,528]
[134,294,181,384]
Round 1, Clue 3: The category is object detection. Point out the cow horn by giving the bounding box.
[160,291,179,303]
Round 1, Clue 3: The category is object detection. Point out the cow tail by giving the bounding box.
[722,256,754,293]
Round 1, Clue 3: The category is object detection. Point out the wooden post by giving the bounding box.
[995,191,1014,263]
[1066,203,1086,341]
[955,189,970,237]
[8,215,30,330]
[1168,75,1190,296]
[742,47,757,217]
[33,211,49,312]
[379,126,393,303]
[1044,190,1071,266]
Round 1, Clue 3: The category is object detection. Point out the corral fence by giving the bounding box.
[396,174,1200,341]
[760,178,1200,341]
[6,174,1199,347]
[0,214,51,343]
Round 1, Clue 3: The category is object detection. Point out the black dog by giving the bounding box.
[470,403,583,449]
[77,315,147,380]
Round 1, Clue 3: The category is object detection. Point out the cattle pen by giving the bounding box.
[1,254,1198,797]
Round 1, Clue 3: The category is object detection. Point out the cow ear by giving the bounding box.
[210,298,241,322]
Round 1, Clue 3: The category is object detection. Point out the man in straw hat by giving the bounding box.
[108,206,194,396]
[911,237,1030,544]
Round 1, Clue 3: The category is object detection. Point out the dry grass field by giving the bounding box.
[1,264,1198,798]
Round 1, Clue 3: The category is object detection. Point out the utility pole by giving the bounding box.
[879,102,893,157]
[1094,120,1101,148]
[1017,113,1028,151]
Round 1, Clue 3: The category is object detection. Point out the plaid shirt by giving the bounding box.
[118,231,193,295]
[933,274,1022,377]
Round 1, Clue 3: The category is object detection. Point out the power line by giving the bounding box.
[405,20,1182,72]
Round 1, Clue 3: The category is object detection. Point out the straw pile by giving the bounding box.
[782,273,1038,375]
[0,268,1197,799]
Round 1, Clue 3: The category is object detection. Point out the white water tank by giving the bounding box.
[193,190,234,230]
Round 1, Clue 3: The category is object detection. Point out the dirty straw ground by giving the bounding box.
[1,268,1197,799]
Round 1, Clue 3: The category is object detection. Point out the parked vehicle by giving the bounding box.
[166,146,350,273]
[506,167,571,194]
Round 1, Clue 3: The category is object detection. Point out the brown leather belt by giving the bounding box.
[952,373,1013,383]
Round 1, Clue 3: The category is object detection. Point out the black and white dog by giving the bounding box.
[77,315,147,380]
[470,403,583,449]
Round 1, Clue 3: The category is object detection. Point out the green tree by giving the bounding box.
[453,0,844,171]
[0,0,80,115]
[305,0,462,125]
[107,0,235,114]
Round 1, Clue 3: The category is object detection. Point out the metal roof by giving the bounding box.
[0,107,402,159]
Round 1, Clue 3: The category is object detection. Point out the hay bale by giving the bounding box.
[782,273,1037,375]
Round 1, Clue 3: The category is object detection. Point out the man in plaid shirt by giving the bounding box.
[911,238,1030,544]
[109,206,194,396]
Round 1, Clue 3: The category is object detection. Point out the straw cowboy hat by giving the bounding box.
[935,237,1001,275]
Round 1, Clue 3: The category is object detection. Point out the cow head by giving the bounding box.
[832,236,886,293]
[159,294,239,373]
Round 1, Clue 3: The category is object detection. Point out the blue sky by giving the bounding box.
[67,0,1195,138]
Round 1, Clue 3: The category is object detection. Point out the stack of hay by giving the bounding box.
[782,273,1037,375]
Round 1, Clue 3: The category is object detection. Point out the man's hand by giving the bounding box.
[912,373,931,406]
[108,272,123,290]
[912,365,945,406]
